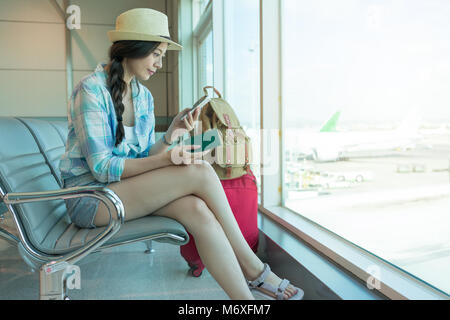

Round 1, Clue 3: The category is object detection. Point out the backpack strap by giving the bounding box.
[223,114,232,128]
[203,86,222,98]
[226,135,232,178]
[226,166,232,178]
[244,138,249,173]
[224,113,233,178]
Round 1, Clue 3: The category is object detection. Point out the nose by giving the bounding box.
[154,57,163,69]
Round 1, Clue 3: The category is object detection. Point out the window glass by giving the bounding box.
[224,0,261,195]
[198,30,214,97]
[282,0,450,295]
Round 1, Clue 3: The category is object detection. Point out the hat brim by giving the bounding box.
[107,30,183,51]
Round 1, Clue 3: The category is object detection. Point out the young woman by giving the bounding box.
[59,8,303,301]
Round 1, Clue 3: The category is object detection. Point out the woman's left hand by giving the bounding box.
[165,107,202,144]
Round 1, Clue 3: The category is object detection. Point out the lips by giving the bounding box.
[147,69,155,75]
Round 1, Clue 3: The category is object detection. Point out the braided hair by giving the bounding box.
[106,40,162,147]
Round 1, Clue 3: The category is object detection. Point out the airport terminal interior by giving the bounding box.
[1,0,449,300]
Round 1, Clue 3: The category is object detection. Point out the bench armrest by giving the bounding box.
[1,185,125,266]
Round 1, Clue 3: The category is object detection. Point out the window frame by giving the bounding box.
[192,0,212,100]
[178,0,214,112]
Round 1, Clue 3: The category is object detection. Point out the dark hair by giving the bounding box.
[106,40,162,147]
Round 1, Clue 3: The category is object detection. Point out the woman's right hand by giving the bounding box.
[166,144,213,166]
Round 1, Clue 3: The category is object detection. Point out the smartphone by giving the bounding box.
[180,128,222,153]
[181,95,210,121]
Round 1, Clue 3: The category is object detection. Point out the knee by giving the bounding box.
[183,196,219,228]
[187,160,218,183]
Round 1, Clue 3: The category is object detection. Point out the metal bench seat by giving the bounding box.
[0,117,189,299]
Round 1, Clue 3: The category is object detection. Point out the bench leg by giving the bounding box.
[144,240,155,254]
[39,262,81,300]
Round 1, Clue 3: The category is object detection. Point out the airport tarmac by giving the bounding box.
[285,134,450,296]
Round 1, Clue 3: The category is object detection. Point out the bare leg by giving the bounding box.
[94,163,254,299]
[151,195,255,300]
[94,161,297,299]
[186,163,299,299]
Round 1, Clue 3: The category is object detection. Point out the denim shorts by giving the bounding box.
[63,175,110,229]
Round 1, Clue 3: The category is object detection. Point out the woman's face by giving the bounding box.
[127,42,168,81]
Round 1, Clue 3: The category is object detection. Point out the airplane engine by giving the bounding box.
[312,147,342,162]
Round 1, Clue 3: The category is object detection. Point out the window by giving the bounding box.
[197,30,213,95]
[223,0,261,194]
[281,0,450,295]
[190,0,261,195]
[192,0,213,99]
[193,0,211,27]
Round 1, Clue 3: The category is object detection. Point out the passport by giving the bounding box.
[180,128,222,153]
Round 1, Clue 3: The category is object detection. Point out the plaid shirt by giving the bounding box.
[59,63,156,186]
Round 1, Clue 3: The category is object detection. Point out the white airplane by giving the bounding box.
[285,109,424,162]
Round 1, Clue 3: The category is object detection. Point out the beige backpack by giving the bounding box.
[197,86,253,180]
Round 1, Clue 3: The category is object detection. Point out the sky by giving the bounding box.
[282,0,450,128]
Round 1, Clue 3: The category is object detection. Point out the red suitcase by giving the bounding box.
[180,169,259,277]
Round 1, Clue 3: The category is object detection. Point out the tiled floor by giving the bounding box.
[0,227,230,300]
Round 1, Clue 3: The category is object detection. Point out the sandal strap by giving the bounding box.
[276,279,290,300]
[250,277,293,300]
[247,263,271,288]
[246,264,293,300]
[256,279,291,300]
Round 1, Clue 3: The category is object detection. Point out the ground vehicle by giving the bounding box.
[334,171,374,183]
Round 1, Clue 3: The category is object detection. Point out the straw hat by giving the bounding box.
[107,8,182,51]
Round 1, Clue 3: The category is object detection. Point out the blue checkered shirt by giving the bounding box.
[59,63,156,186]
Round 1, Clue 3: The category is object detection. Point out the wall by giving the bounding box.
[0,0,180,130]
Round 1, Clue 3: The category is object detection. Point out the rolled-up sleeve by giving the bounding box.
[72,84,125,183]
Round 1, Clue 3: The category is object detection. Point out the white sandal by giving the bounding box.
[247,263,304,300]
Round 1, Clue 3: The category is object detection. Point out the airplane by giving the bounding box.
[285,109,424,162]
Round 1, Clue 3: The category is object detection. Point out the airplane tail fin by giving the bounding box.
[319,110,341,132]
[317,109,421,134]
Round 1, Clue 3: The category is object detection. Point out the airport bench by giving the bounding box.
[0,117,189,299]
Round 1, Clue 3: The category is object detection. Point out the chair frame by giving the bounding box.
[0,184,187,299]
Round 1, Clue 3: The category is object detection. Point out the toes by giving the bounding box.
[284,285,298,299]
[283,290,292,300]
